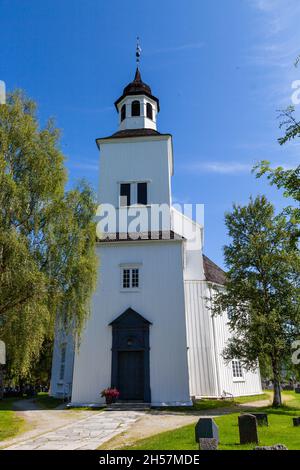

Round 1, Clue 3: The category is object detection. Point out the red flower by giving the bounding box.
[101,388,120,399]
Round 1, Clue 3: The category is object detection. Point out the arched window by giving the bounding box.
[146,103,153,120]
[131,100,140,117]
[121,104,126,121]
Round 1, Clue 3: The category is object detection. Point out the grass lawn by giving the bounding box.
[33,392,65,410]
[124,391,300,451]
[281,390,300,409]
[234,393,270,404]
[34,393,105,411]
[152,393,270,413]
[0,399,26,442]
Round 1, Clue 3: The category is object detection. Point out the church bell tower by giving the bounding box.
[114,67,160,132]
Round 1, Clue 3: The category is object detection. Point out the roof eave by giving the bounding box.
[95,132,172,147]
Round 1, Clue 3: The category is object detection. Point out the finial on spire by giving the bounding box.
[136,36,141,66]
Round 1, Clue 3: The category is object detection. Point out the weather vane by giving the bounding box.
[136,36,141,65]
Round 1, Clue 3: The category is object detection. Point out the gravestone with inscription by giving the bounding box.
[238,414,259,445]
[195,418,219,450]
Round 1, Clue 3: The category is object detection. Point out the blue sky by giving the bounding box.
[1,0,299,267]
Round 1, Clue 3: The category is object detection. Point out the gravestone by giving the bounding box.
[295,388,300,394]
[238,414,259,445]
[195,418,219,451]
[293,417,300,427]
[247,412,268,426]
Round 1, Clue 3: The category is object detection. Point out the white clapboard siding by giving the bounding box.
[210,288,263,397]
[71,241,191,406]
[185,281,262,398]
[184,281,219,397]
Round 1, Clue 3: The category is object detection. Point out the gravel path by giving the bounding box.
[1,399,95,449]
[3,401,144,450]
[2,395,272,450]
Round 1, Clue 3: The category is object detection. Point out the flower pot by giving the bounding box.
[101,388,119,404]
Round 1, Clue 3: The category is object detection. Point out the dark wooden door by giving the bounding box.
[117,351,144,400]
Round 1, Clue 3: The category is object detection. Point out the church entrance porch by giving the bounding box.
[110,308,151,403]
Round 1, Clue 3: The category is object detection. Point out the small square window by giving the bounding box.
[121,267,140,290]
[232,360,243,379]
[119,182,149,207]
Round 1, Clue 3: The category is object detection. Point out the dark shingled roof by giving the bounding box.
[123,68,152,96]
[203,254,226,286]
[97,231,184,243]
[98,128,164,140]
[114,68,160,111]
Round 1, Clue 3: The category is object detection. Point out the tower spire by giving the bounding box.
[136,36,141,66]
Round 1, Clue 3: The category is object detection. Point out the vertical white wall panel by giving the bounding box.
[98,137,172,208]
[184,281,219,397]
[211,298,262,397]
[185,281,262,398]
[71,241,191,405]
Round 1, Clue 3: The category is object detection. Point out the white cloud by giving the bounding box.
[181,158,297,175]
[245,0,300,107]
[182,161,252,175]
[250,0,281,13]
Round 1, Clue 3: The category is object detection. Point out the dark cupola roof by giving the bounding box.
[123,68,152,95]
[114,67,160,112]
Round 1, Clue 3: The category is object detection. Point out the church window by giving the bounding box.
[132,268,139,288]
[131,100,140,116]
[137,182,148,205]
[146,102,153,119]
[121,104,126,121]
[122,269,131,289]
[120,183,131,206]
[232,360,243,379]
[120,182,149,206]
[121,266,140,290]
[59,343,67,381]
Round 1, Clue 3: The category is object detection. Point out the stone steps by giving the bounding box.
[106,402,151,411]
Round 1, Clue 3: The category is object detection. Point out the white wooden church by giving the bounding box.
[50,63,262,406]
